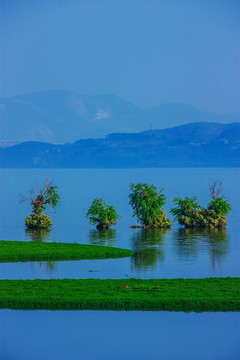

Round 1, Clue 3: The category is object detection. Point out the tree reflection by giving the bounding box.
[174,228,199,259]
[26,229,56,276]
[206,228,229,272]
[131,229,169,271]
[31,260,57,277]
[88,229,116,246]
[174,228,229,272]
[25,228,53,242]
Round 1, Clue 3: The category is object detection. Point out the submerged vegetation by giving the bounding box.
[21,179,230,230]
[170,180,231,229]
[4,178,234,313]
[86,198,121,229]
[0,240,133,262]
[0,277,239,312]
[129,183,171,228]
[23,179,60,229]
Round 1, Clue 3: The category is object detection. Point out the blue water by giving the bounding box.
[0,168,239,360]
[1,310,239,360]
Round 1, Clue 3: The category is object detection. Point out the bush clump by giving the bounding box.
[25,213,52,229]
[86,198,121,229]
[129,183,171,229]
[170,181,231,229]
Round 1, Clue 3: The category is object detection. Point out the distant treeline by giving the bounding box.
[0,122,239,168]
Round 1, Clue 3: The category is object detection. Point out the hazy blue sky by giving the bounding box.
[0,0,239,113]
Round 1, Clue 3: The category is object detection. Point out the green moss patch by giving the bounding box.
[0,277,239,312]
[0,240,133,262]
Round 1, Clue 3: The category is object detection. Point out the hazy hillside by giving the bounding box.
[1,122,239,168]
[1,90,239,144]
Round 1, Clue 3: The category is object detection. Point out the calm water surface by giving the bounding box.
[0,168,239,360]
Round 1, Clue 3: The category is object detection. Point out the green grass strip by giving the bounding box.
[0,278,239,312]
[0,240,133,262]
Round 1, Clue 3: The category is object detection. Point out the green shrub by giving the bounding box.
[86,198,121,229]
[170,196,201,219]
[176,209,227,229]
[170,195,229,229]
[129,183,171,228]
[208,196,231,216]
[25,213,52,229]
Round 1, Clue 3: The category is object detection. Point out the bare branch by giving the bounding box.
[208,178,222,199]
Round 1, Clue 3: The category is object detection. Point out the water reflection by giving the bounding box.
[131,229,169,271]
[31,260,57,277]
[25,228,54,242]
[174,228,229,272]
[88,229,116,246]
[25,229,56,276]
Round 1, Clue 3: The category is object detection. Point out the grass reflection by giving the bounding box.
[88,229,116,246]
[131,229,169,271]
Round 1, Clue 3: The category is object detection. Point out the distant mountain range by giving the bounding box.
[1,122,239,168]
[1,90,240,143]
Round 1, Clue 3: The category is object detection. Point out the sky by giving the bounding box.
[0,0,240,114]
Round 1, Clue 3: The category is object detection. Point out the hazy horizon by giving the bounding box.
[1,0,240,115]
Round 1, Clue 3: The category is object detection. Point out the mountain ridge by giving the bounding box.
[1,90,240,143]
[1,122,239,168]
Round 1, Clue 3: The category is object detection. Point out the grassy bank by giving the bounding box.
[0,240,133,262]
[0,277,239,312]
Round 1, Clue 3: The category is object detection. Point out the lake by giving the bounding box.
[0,168,240,360]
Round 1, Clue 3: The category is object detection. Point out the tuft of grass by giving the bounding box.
[0,240,133,262]
[0,277,239,312]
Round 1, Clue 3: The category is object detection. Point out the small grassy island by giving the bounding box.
[0,277,239,312]
[0,240,133,262]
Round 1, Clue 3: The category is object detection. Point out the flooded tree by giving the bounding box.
[22,179,60,229]
[129,183,171,228]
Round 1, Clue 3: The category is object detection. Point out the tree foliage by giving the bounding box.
[86,198,121,229]
[22,179,60,215]
[207,195,231,216]
[129,183,171,228]
[170,197,201,219]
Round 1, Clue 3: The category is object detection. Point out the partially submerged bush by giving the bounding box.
[174,208,227,229]
[170,181,231,229]
[25,213,52,229]
[86,198,121,229]
[129,183,171,228]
